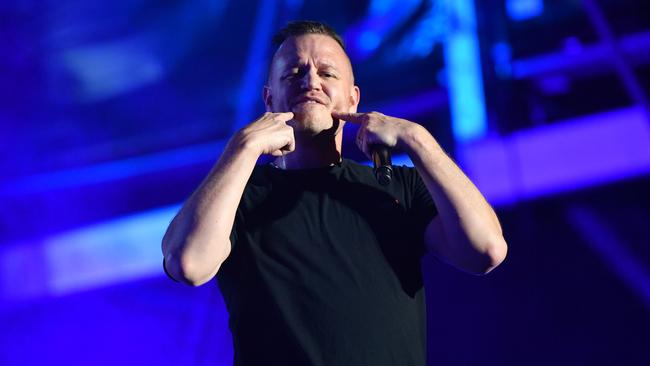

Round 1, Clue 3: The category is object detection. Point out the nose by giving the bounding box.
[300,67,321,91]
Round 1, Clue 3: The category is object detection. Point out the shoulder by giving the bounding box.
[238,163,274,209]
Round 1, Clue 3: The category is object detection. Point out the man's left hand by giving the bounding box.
[331,111,421,159]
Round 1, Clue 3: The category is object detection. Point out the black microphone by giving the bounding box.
[371,144,392,186]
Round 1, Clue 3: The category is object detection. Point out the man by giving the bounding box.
[162,21,507,365]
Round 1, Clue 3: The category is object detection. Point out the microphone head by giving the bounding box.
[375,165,393,186]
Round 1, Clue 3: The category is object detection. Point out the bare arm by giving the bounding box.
[162,112,295,286]
[402,124,507,275]
[333,111,507,275]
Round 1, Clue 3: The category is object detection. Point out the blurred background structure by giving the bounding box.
[1,0,649,365]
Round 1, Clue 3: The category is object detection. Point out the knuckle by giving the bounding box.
[276,112,292,121]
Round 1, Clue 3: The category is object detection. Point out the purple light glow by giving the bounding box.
[459,107,650,205]
[0,205,180,304]
[511,30,650,79]
[4,107,649,301]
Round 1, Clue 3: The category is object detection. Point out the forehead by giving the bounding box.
[272,34,352,71]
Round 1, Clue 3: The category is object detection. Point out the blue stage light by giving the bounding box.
[506,0,544,21]
[458,107,650,205]
[443,0,488,142]
[3,108,649,302]
[359,31,381,52]
[345,0,420,61]
[491,41,513,78]
[233,0,277,131]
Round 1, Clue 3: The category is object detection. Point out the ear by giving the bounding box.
[348,85,360,113]
[263,85,272,112]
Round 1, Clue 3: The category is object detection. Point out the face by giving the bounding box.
[264,34,360,136]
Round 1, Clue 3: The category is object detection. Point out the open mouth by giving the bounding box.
[291,95,328,108]
[291,101,328,113]
[294,100,323,106]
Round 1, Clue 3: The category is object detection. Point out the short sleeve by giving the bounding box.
[405,166,438,240]
[229,213,239,249]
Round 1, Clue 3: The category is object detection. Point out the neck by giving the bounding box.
[273,129,343,170]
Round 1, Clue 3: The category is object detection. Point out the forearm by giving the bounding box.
[162,139,259,286]
[402,125,507,274]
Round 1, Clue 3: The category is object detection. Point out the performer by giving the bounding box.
[162,20,507,366]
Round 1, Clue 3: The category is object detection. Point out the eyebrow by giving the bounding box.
[280,57,340,69]
[318,61,339,70]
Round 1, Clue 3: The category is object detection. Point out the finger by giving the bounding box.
[275,112,294,121]
[355,130,362,152]
[331,111,365,123]
[271,146,294,156]
[356,125,369,158]
[282,124,295,152]
[285,135,296,152]
[358,139,370,160]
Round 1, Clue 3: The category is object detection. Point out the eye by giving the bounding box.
[321,71,338,79]
[282,69,299,80]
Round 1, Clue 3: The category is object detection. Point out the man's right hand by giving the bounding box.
[162,112,296,286]
[235,112,295,157]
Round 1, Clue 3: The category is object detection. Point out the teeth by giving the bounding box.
[297,100,318,104]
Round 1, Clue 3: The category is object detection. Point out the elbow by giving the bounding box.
[163,238,231,287]
[474,236,508,275]
[177,253,220,286]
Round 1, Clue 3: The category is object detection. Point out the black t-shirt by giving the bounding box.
[217,158,438,366]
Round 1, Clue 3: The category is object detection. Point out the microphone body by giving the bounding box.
[371,145,393,186]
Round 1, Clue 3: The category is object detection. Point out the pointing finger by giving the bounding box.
[331,111,365,123]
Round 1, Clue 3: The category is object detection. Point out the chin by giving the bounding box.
[290,112,334,135]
